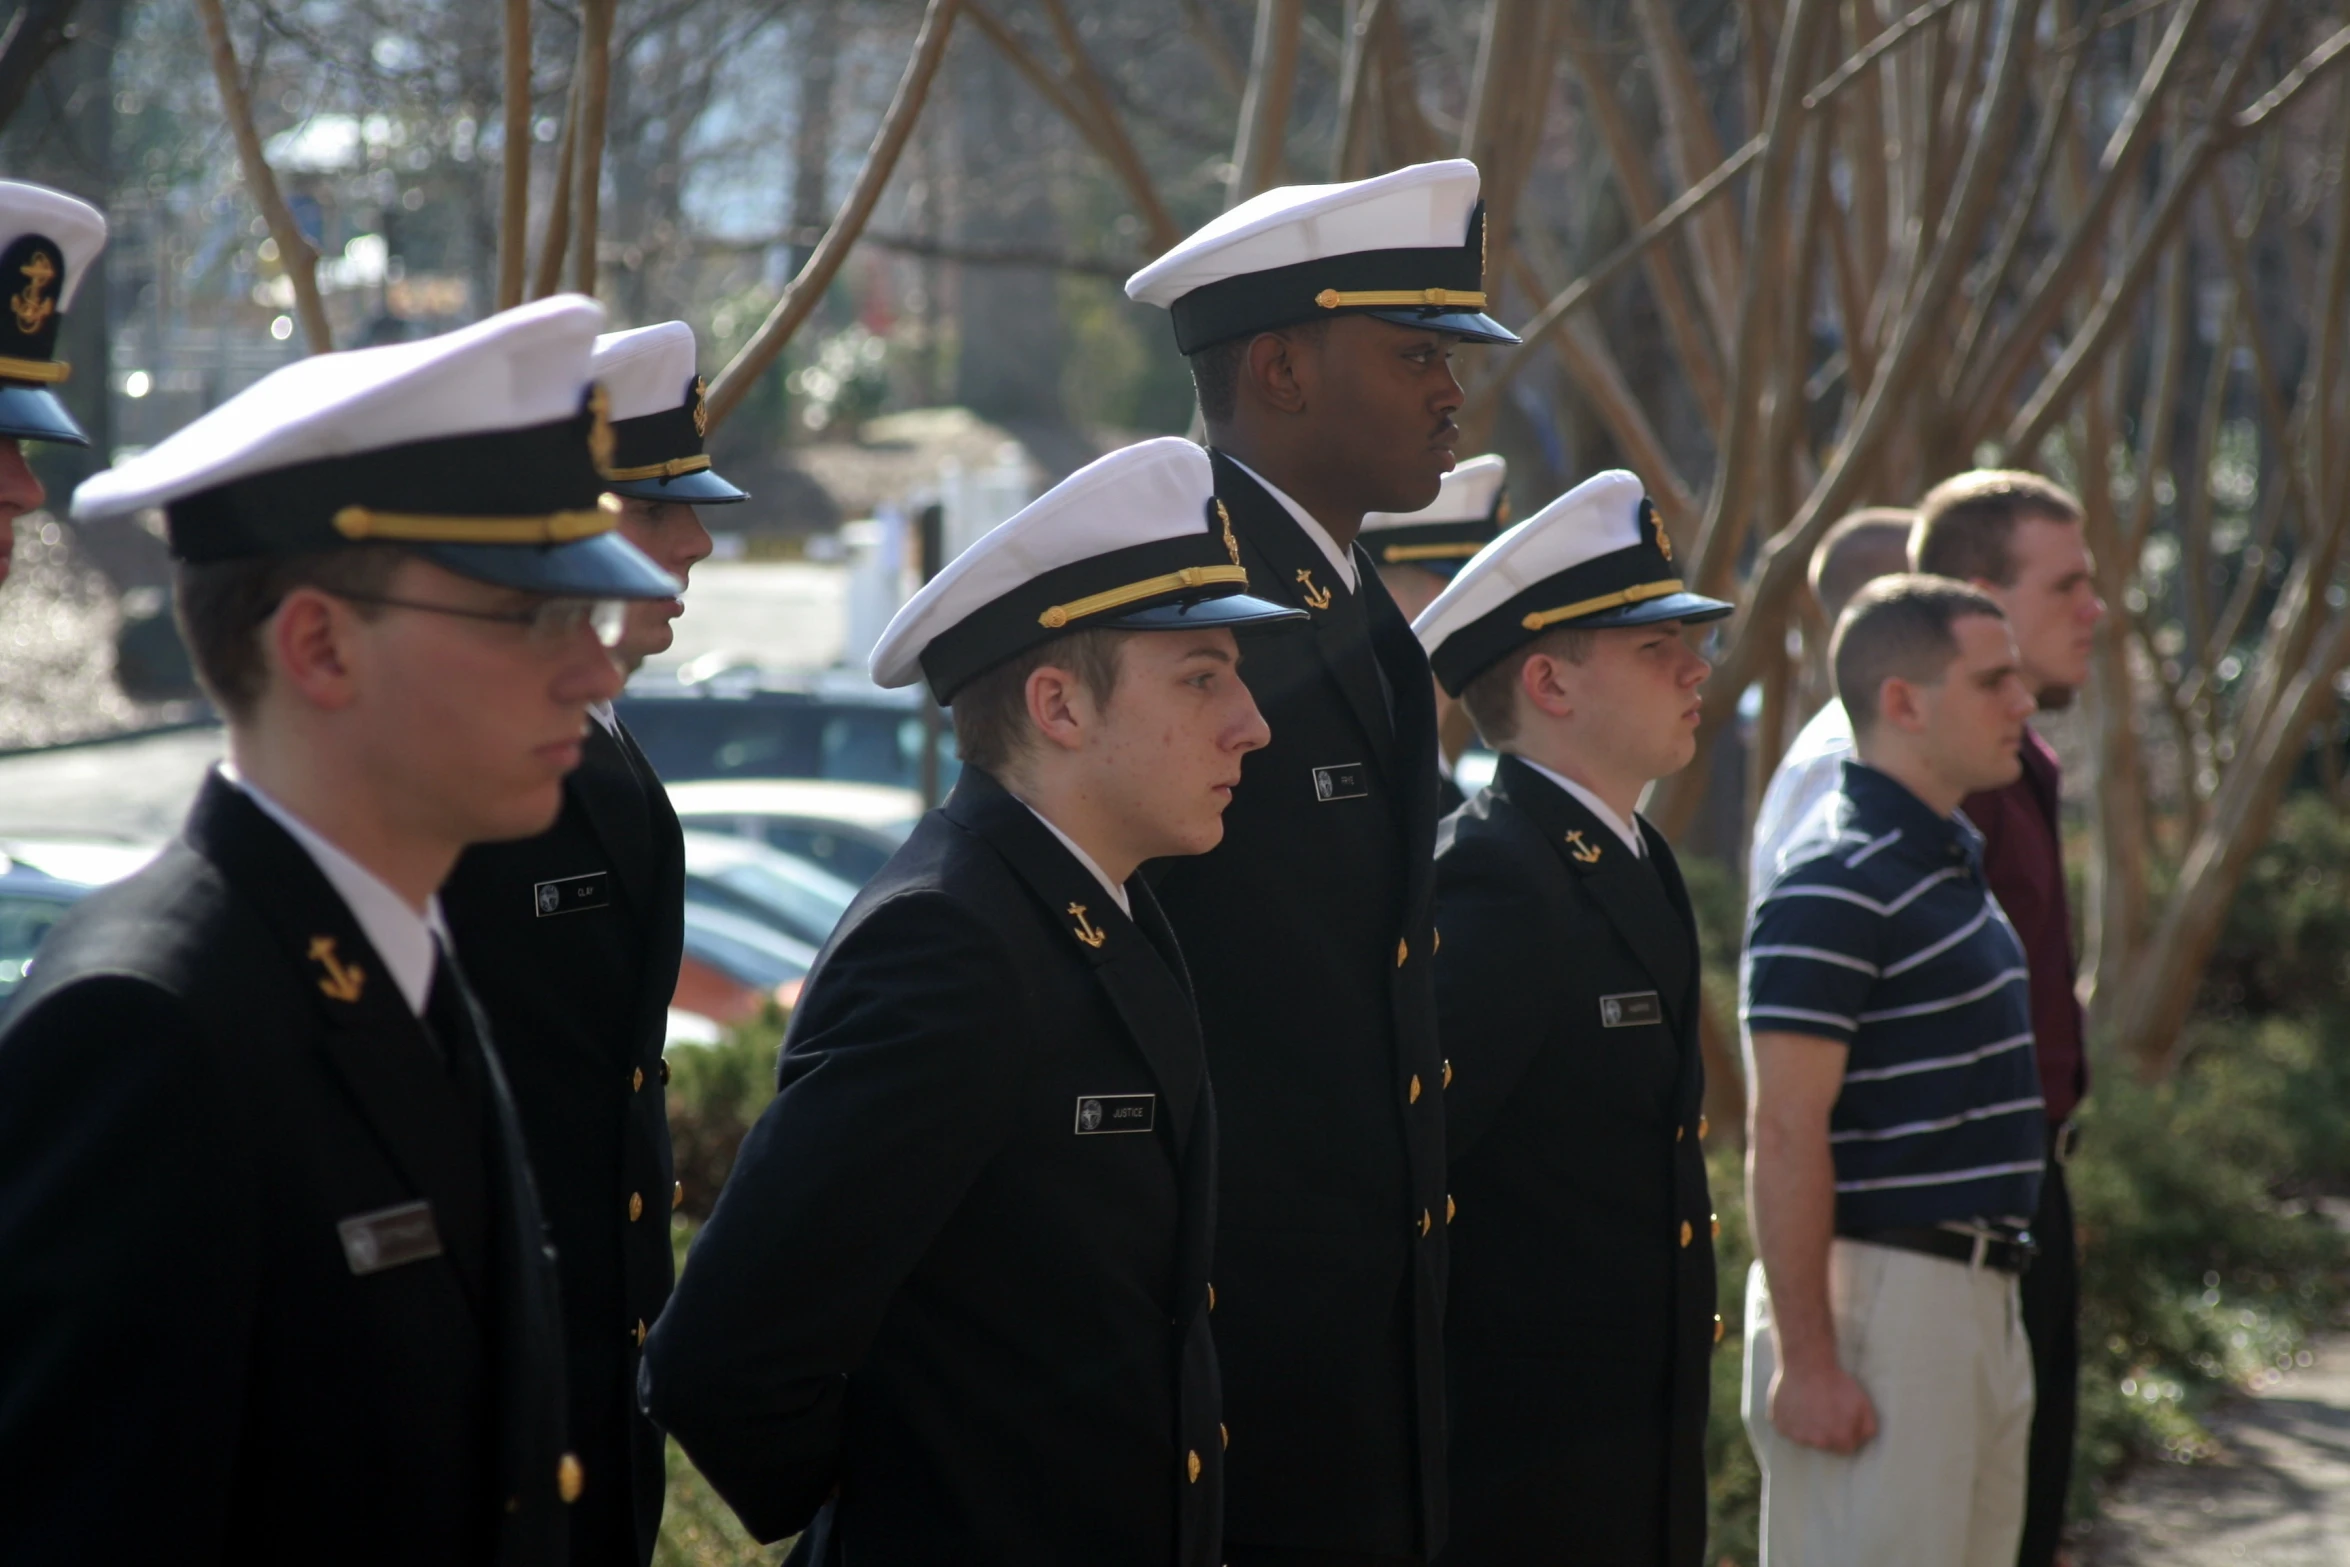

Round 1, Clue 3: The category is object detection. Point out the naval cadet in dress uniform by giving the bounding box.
[0,181,105,592]
[1124,159,1519,1566]
[640,437,1301,1565]
[0,296,681,1565]
[1413,471,1729,1566]
[1361,454,1509,814]
[440,320,743,1567]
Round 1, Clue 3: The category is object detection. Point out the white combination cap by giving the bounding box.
[591,320,744,503]
[1361,453,1510,573]
[71,295,676,599]
[0,180,109,446]
[1124,160,1520,355]
[1412,469,1732,695]
[870,436,1304,701]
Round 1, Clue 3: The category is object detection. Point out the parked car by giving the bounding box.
[618,662,961,795]
[681,830,860,950]
[676,899,816,1029]
[0,837,164,1018]
[667,778,922,887]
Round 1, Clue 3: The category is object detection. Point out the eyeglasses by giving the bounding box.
[327,592,629,650]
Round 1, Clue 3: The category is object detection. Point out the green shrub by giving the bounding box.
[2198,794,2350,1019]
[666,1009,788,1221]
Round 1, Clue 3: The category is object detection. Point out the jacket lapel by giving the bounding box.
[1361,558,1443,879]
[944,769,1204,1152]
[181,772,492,1321]
[567,718,660,920]
[1212,450,1395,768]
[1494,756,1695,1031]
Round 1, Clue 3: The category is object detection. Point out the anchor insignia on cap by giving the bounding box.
[1564,830,1603,865]
[12,248,55,335]
[1295,568,1332,611]
[691,376,708,438]
[1217,500,1239,568]
[308,935,367,1002]
[1068,903,1107,949]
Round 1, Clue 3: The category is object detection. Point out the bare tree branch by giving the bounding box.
[1227,0,1303,207]
[530,71,578,300]
[705,0,961,431]
[196,0,331,353]
[496,0,530,311]
[568,0,615,297]
[0,0,78,134]
[1331,0,1384,179]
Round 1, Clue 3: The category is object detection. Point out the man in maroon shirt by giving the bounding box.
[1912,471,2105,1567]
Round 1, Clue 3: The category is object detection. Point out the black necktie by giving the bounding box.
[423,941,478,1074]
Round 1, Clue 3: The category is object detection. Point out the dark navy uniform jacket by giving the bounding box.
[640,767,1223,1566]
[0,773,570,1565]
[443,716,683,1567]
[1433,757,1716,1567]
[1149,452,1449,1560]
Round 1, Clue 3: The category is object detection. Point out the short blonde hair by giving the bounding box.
[1457,628,1593,747]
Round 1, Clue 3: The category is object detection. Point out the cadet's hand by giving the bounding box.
[1768,1358,1878,1453]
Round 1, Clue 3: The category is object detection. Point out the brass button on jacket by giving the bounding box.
[558,1452,583,1503]
[628,1192,644,1223]
[1186,1450,1202,1483]
[1678,1220,1693,1248]
[1408,1074,1422,1104]
[658,1055,671,1085]
[1395,937,1408,967]
[1714,1314,1725,1344]
[631,1066,644,1093]
[672,1180,685,1210]
[1419,1208,1432,1237]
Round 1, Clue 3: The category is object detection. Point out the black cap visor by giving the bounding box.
[605,466,748,504]
[0,383,87,446]
[1568,589,1734,631]
[415,529,681,600]
[1101,589,1307,633]
[1360,306,1519,345]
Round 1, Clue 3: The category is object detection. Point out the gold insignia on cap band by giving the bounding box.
[1520,578,1687,630]
[1314,287,1488,310]
[1380,541,1484,563]
[603,454,712,482]
[0,354,68,383]
[331,506,616,545]
[1037,564,1248,629]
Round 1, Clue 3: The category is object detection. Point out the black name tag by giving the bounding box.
[1312,763,1368,802]
[533,871,611,918]
[1599,991,1664,1028]
[1074,1093,1156,1135]
[338,1200,444,1276]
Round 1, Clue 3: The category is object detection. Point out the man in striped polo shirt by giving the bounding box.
[1741,575,2045,1567]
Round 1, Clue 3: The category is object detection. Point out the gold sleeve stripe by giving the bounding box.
[1038,564,1249,629]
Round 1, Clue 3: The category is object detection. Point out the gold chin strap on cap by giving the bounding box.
[0,355,68,383]
[1381,541,1483,563]
[1520,579,1685,631]
[331,506,616,545]
[1314,287,1487,310]
[1038,564,1248,629]
[601,454,712,482]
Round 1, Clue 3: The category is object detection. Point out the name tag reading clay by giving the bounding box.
[1074,1093,1157,1135]
[533,870,612,918]
[338,1200,444,1276]
[1599,991,1664,1028]
[1312,763,1369,802]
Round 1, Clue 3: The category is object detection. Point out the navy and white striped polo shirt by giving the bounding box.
[1743,760,2044,1231]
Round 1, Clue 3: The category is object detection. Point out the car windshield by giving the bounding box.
[680,902,813,991]
[683,841,859,948]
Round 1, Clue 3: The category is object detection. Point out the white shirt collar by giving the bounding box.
[589,700,618,735]
[1516,756,1647,858]
[221,765,448,1017]
[1021,803,1132,917]
[1222,453,1359,593]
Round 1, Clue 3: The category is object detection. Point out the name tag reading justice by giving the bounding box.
[533,870,612,918]
[1074,1094,1156,1135]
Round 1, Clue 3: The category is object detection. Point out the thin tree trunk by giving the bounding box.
[705,0,962,430]
[195,0,331,353]
[568,0,615,298]
[496,0,531,311]
[1227,0,1304,208]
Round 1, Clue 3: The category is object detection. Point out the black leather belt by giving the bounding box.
[1839,1225,2035,1275]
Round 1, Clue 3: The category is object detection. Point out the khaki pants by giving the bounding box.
[1742,1242,2036,1567]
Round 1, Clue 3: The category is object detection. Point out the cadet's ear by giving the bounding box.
[267,586,365,714]
[1243,330,1312,417]
[1517,649,1576,723]
[1023,661,1093,755]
